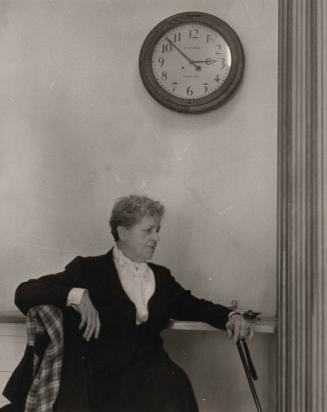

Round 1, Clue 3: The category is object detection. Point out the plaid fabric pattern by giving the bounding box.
[25,305,64,412]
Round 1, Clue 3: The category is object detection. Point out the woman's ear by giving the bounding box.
[117,225,127,241]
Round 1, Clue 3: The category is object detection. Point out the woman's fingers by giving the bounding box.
[95,315,101,339]
[226,316,254,343]
[83,312,93,340]
[77,293,101,341]
[226,322,233,339]
[240,321,248,339]
[83,309,100,341]
[233,321,242,343]
[79,311,86,330]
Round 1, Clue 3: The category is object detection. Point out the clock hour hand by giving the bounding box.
[192,58,217,65]
[164,37,201,71]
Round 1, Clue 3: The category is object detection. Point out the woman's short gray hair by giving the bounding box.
[109,195,164,241]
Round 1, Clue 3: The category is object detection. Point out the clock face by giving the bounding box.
[139,12,244,113]
[152,24,232,100]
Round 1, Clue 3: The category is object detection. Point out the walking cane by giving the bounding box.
[236,338,263,412]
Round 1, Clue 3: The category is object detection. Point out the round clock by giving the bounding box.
[139,11,245,113]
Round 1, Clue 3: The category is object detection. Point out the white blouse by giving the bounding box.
[113,245,155,325]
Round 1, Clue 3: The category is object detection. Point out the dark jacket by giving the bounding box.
[8,249,231,411]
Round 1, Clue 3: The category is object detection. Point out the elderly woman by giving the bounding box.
[13,195,252,412]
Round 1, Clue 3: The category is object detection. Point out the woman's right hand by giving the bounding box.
[73,291,101,341]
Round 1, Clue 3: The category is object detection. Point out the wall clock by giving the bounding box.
[139,11,245,114]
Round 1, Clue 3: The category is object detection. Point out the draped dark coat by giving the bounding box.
[7,249,231,412]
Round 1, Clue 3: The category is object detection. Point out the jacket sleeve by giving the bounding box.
[15,256,86,315]
[167,272,232,330]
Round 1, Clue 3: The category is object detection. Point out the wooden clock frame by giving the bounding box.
[139,11,245,113]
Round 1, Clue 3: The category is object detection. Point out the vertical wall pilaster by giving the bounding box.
[277,1,327,411]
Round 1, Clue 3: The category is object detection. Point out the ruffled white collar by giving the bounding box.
[113,245,148,276]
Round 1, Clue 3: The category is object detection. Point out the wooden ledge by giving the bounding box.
[0,310,275,334]
[0,311,25,324]
[167,318,276,334]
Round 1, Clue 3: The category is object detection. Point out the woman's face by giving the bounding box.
[117,215,161,262]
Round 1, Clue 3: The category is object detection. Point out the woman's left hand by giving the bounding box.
[226,314,254,343]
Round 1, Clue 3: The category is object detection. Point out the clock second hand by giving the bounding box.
[164,37,201,71]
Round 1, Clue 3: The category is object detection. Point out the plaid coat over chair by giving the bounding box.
[25,305,64,412]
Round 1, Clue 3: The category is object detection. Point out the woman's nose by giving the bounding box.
[152,231,160,242]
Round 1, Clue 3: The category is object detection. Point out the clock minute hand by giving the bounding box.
[192,58,217,65]
[164,37,201,71]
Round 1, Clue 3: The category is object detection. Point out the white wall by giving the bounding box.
[0,0,277,411]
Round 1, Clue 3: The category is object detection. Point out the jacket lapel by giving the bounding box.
[97,249,133,305]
